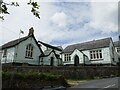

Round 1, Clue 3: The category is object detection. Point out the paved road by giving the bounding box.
[67,77,120,90]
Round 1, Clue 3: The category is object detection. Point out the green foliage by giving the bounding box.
[27,0,40,19]
[2,71,69,87]
[2,71,10,80]
[11,2,19,6]
[0,0,19,20]
[2,72,69,87]
[2,72,64,81]
[1,5,9,14]
[0,0,40,20]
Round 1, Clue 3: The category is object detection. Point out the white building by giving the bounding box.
[38,41,63,66]
[114,41,120,65]
[62,38,119,66]
[1,27,119,66]
[0,27,62,66]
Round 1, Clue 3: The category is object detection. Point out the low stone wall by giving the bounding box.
[2,66,120,79]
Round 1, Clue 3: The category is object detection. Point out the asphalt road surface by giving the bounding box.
[67,77,120,90]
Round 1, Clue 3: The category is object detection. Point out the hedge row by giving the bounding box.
[2,72,69,88]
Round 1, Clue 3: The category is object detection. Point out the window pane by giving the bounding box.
[96,51,99,58]
[25,44,33,58]
[64,54,71,61]
[90,50,102,60]
[31,52,32,57]
[31,47,33,51]
[93,51,96,59]
[90,54,93,59]
[26,46,28,50]
[69,56,71,61]
[100,53,102,58]
[117,48,120,52]
[3,49,7,57]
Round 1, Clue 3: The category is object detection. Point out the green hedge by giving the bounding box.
[2,72,69,88]
[2,72,65,81]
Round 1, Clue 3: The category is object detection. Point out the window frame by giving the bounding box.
[117,47,120,53]
[90,49,103,60]
[25,44,34,59]
[64,53,71,62]
[3,49,7,57]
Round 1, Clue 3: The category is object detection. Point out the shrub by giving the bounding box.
[2,71,69,87]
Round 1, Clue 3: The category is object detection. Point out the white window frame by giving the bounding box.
[90,50,103,60]
[64,53,71,62]
[117,48,120,53]
[25,44,33,58]
[3,49,7,57]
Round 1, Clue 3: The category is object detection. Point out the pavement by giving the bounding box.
[67,77,120,90]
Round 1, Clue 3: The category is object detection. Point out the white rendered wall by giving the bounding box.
[14,36,42,65]
[41,52,59,66]
[1,47,15,64]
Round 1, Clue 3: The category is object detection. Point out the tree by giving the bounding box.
[0,0,40,20]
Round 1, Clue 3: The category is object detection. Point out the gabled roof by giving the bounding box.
[41,49,61,59]
[57,46,63,51]
[1,34,44,55]
[63,38,112,53]
[114,41,120,47]
[0,36,29,49]
[43,49,53,56]
[71,48,88,57]
[38,41,62,51]
[0,27,43,55]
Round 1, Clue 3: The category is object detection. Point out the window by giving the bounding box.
[3,49,7,57]
[90,50,102,60]
[117,48,120,53]
[25,44,33,58]
[64,54,71,62]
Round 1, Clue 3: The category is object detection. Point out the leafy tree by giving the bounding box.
[0,0,40,20]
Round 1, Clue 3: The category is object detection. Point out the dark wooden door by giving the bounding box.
[74,55,79,66]
[50,57,54,66]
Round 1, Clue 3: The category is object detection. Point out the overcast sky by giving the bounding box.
[0,0,119,48]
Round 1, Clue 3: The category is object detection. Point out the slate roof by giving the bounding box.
[114,41,120,47]
[63,38,112,53]
[57,46,63,51]
[43,49,53,56]
[38,41,62,51]
[0,36,29,49]
[41,49,61,59]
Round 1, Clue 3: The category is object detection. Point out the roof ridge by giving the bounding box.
[4,36,28,44]
[114,41,120,47]
[1,35,29,49]
[66,37,111,47]
[38,41,62,51]
[63,37,112,53]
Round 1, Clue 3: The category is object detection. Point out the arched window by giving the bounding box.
[25,44,33,58]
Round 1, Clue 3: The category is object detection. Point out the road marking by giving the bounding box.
[104,84,115,88]
[97,84,116,90]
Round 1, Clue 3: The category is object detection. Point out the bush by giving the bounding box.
[2,72,63,81]
[2,71,69,88]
